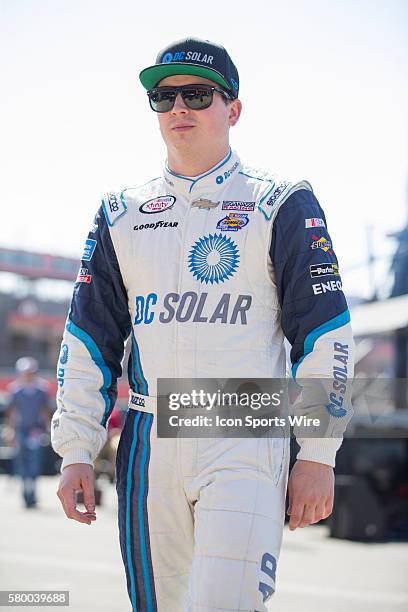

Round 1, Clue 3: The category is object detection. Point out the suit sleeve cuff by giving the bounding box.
[60,448,94,472]
[295,438,343,467]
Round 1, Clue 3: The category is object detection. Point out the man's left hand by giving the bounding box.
[287,459,334,530]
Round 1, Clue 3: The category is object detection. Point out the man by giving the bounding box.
[52,38,354,611]
[7,357,50,508]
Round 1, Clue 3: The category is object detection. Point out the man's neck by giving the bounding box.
[166,145,230,177]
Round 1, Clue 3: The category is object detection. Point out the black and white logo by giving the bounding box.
[133,220,178,231]
[310,263,339,278]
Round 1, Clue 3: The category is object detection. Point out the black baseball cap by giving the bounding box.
[139,37,239,98]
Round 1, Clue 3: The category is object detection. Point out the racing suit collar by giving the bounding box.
[163,148,241,199]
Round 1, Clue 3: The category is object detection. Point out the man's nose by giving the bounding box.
[171,93,189,113]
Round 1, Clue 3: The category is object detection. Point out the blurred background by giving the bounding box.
[1,0,407,610]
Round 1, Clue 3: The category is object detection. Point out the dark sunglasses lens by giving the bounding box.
[148,86,216,112]
[182,88,213,109]
[149,90,176,112]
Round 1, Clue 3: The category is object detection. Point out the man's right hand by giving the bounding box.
[56,463,97,525]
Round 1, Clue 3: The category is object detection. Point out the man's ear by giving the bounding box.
[229,99,242,126]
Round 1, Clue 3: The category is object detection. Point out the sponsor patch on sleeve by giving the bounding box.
[82,239,97,261]
[309,263,339,278]
[76,267,92,283]
[312,280,343,295]
[310,235,332,253]
[305,217,325,228]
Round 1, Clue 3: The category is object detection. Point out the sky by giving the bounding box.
[1,0,407,300]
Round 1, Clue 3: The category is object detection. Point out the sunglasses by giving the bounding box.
[147,84,232,113]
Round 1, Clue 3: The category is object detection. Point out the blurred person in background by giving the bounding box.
[6,357,51,508]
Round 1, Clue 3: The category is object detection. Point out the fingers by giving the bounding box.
[300,504,317,527]
[82,473,96,514]
[56,465,97,525]
[288,499,333,530]
[289,501,318,529]
[287,460,335,530]
[309,502,326,525]
[57,485,96,524]
[323,499,334,519]
[308,500,334,524]
[288,501,306,530]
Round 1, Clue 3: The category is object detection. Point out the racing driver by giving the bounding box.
[52,37,354,611]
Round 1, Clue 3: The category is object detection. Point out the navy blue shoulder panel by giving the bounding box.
[270,189,348,366]
[69,207,132,414]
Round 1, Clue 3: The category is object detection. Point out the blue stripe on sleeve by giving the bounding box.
[66,319,112,426]
[292,309,351,380]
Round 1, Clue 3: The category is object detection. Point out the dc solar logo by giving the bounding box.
[60,344,68,365]
[188,233,239,284]
[162,53,173,63]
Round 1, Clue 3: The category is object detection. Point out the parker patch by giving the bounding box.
[310,263,339,278]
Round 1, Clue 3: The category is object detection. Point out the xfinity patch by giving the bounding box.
[310,263,339,278]
[82,239,97,261]
[140,195,175,214]
[222,201,255,211]
[216,213,249,232]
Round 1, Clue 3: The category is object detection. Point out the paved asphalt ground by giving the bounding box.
[0,474,407,612]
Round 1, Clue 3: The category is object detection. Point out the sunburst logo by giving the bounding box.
[188,234,239,284]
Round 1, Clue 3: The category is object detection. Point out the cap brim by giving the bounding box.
[139,63,232,93]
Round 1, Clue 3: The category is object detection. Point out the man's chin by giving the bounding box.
[170,135,200,150]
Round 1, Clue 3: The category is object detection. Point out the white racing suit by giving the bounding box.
[51,149,354,611]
